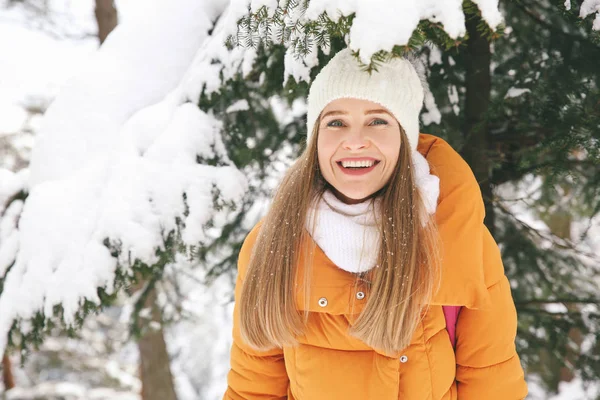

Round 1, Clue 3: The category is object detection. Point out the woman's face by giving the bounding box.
[317,98,402,204]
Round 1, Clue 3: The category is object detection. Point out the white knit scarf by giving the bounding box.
[305,150,439,274]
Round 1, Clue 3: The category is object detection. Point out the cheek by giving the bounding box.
[375,136,401,167]
[317,137,336,167]
[388,145,401,168]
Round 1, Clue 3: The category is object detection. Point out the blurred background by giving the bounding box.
[0,0,599,399]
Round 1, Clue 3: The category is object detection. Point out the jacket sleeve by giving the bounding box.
[224,223,289,400]
[423,136,527,399]
[428,140,527,399]
[454,229,528,399]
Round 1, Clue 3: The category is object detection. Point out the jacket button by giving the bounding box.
[318,297,328,307]
[356,291,365,300]
[400,355,408,363]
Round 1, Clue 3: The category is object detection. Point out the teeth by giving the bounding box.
[341,160,376,168]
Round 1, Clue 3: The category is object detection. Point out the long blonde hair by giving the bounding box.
[239,119,441,356]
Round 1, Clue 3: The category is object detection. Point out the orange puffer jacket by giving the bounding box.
[224,133,528,400]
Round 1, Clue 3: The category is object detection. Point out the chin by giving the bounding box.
[347,192,371,200]
[338,189,377,203]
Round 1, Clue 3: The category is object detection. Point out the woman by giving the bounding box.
[223,48,528,400]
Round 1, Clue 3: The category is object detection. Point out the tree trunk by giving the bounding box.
[462,12,495,236]
[135,283,178,400]
[2,351,16,390]
[94,0,118,44]
[92,6,176,397]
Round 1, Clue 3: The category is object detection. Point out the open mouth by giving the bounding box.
[336,160,381,169]
[335,160,381,176]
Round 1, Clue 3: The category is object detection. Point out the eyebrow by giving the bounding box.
[321,109,392,119]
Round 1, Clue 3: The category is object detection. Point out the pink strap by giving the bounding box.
[442,305,462,348]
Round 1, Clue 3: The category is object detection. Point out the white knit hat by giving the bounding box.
[307,48,424,152]
[306,48,439,216]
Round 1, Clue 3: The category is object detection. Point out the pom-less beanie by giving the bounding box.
[305,48,439,217]
[306,48,424,152]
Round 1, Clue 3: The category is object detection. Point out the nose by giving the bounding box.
[343,127,370,150]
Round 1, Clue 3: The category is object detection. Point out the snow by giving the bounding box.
[1,307,142,398]
[165,255,235,399]
[498,176,600,400]
[428,44,443,66]
[281,0,503,67]
[247,0,597,84]
[284,44,321,85]
[0,0,97,37]
[0,169,28,211]
[420,45,442,126]
[225,99,250,113]
[179,1,258,101]
[0,103,28,135]
[505,87,532,98]
[0,169,28,277]
[580,0,600,30]
[543,302,569,313]
[0,0,248,355]
[448,85,460,115]
[422,89,442,126]
[496,175,550,233]
[528,376,600,400]
[1,0,599,398]
[0,2,98,135]
[6,385,140,400]
[27,0,216,185]
[269,96,307,127]
[0,198,23,278]
[471,0,503,30]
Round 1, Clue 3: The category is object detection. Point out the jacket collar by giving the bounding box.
[295,233,491,314]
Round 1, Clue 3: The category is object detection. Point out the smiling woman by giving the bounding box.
[224,48,528,400]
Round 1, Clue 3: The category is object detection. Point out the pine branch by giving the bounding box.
[231,4,465,69]
[516,299,600,306]
[517,309,600,318]
[495,200,600,263]
[492,159,599,186]
[514,0,599,47]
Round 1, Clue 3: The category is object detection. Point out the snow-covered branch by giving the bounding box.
[0,0,251,355]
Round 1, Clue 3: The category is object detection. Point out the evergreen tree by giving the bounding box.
[1,0,598,397]
[208,0,600,393]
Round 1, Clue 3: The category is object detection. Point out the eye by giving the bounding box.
[370,118,388,126]
[326,119,344,128]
